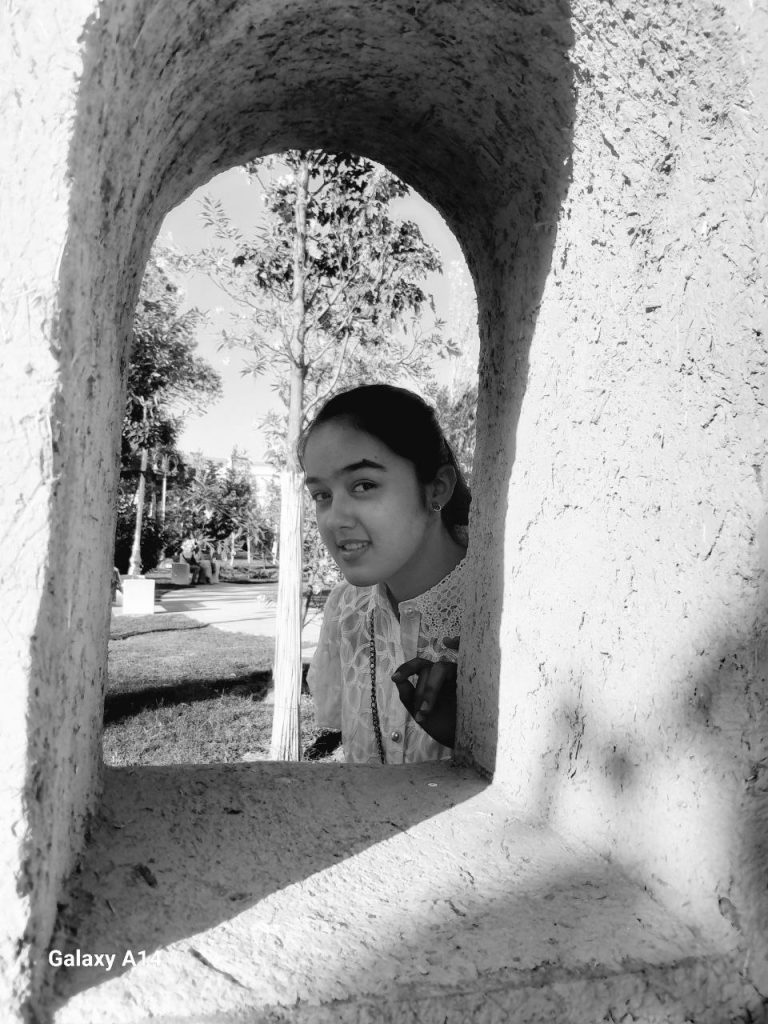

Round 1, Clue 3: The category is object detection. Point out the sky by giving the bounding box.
[157,163,478,464]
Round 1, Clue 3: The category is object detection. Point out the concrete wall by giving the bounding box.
[1,3,118,1015]
[461,0,768,991]
[1,0,766,1017]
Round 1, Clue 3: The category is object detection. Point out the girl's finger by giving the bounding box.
[391,659,430,715]
[391,658,432,684]
[393,660,440,719]
[392,673,416,715]
[414,662,453,724]
[412,665,434,715]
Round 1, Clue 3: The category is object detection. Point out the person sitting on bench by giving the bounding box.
[180,536,201,584]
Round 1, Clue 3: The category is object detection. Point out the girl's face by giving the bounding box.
[303,419,437,593]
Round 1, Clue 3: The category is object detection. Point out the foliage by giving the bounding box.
[175,151,456,436]
[123,255,222,459]
[113,491,168,574]
[117,254,223,570]
[211,466,257,543]
[431,379,478,486]
[162,454,267,561]
[428,261,479,486]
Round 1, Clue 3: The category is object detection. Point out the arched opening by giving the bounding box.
[46,0,575,789]
[105,155,482,769]
[30,1,575,1013]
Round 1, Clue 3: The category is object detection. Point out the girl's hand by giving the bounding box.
[303,730,342,760]
[391,636,459,748]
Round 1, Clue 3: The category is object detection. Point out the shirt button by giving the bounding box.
[390,730,402,742]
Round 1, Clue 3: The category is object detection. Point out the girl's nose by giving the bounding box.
[324,493,356,531]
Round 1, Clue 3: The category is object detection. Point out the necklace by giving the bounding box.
[368,609,385,763]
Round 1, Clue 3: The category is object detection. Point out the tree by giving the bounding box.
[427,259,480,483]
[431,380,478,486]
[206,463,258,564]
[162,451,266,568]
[179,151,457,759]
[121,255,223,574]
[442,260,480,397]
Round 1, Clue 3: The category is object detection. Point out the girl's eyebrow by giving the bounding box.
[305,459,386,485]
[342,459,386,473]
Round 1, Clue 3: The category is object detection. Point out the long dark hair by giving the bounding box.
[299,384,471,540]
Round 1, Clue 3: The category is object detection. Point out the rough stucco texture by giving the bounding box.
[2,0,767,1018]
[3,0,573,1014]
[1,2,118,1017]
[51,763,761,1023]
[461,0,768,993]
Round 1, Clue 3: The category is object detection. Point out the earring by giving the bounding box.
[431,501,443,512]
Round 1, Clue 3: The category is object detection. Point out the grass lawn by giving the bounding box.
[104,611,325,766]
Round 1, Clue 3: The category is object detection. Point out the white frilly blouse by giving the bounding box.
[307,559,465,765]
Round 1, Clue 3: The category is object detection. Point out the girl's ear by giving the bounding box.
[430,463,457,510]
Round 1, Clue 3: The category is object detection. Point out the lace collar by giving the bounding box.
[371,558,466,641]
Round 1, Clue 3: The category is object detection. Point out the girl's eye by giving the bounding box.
[310,491,330,505]
[352,480,376,494]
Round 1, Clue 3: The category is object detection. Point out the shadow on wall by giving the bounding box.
[525,619,768,994]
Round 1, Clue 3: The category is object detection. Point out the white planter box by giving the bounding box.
[122,577,156,616]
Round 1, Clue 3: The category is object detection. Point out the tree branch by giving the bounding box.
[301,332,353,424]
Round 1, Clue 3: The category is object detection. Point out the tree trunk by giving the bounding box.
[270,458,304,759]
[158,463,168,562]
[270,155,309,760]
[160,462,168,527]
[128,448,148,576]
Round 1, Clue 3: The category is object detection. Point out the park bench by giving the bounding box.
[171,562,192,586]
[171,560,220,586]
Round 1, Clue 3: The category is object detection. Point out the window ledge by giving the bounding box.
[50,762,758,1022]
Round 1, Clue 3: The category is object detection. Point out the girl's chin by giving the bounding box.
[341,568,374,584]
[338,563,379,587]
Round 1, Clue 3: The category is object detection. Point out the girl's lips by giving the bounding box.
[336,541,370,561]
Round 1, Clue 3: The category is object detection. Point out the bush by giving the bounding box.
[218,563,277,583]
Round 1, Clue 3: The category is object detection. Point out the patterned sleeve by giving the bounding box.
[306,581,347,730]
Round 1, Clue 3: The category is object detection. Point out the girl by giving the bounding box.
[300,384,471,764]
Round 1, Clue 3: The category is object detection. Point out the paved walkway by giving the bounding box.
[149,581,323,660]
